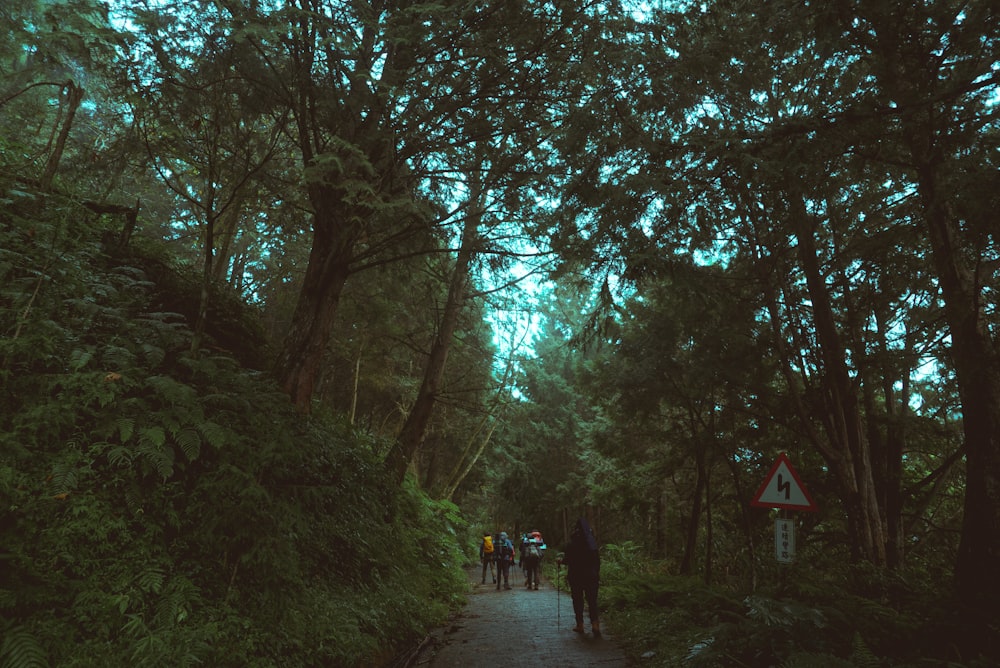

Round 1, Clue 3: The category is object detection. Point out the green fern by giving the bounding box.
[100,344,136,370]
[136,568,166,595]
[107,445,133,468]
[152,576,198,628]
[139,342,166,367]
[145,375,196,405]
[49,456,80,495]
[138,426,166,448]
[116,417,135,442]
[781,652,854,668]
[108,264,152,282]
[744,594,828,629]
[137,426,174,479]
[849,632,881,668]
[68,347,94,371]
[0,590,15,611]
[0,626,48,668]
[196,420,227,450]
[123,480,143,515]
[173,427,201,461]
[686,636,715,663]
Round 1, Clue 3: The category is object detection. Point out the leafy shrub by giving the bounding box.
[593,537,982,668]
[0,189,467,667]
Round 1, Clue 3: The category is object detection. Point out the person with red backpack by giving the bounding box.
[479,532,496,584]
[492,531,515,590]
[521,531,545,590]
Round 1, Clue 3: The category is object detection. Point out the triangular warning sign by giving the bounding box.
[751,453,818,511]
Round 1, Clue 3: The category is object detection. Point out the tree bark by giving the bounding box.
[384,196,480,484]
[190,212,215,357]
[918,163,1000,646]
[39,81,83,191]
[860,2,1000,642]
[442,417,499,502]
[679,446,706,576]
[871,303,909,568]
[725,451,757,591]
[790,191,887,565]
[273,198,354,413]
[704,458,713,585]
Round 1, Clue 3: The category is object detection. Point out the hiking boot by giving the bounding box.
[572,622,584,633]
[503,584,511,590]
[592,621,602,638]
[533,584,539,590]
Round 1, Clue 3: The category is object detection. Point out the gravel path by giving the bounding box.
[411,564,632,667]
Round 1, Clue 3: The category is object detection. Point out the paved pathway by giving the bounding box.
[411,565,632,667]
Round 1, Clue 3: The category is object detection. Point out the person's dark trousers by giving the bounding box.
[495,560,511,589]
[570,577,599,624]
[524,556,541,588]
[481,556,495,583]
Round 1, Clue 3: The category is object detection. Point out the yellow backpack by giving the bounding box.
[482,535,494,554]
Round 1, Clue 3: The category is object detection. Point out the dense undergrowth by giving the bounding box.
[6,186,993,668]
[0,191,470,667]
[590,542,989,668]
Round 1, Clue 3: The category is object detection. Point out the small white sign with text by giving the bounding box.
[775,518,795,563]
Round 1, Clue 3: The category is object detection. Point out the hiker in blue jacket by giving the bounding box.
[558,517,601,637]
[493,531,515,590]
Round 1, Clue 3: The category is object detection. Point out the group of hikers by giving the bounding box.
[478,518,602,638]
[479,529,545,590]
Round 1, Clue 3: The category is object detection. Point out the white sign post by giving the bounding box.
[751,453,817,564]
[775,518,795,563]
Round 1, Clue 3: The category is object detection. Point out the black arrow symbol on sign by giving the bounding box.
[777,474,791,500]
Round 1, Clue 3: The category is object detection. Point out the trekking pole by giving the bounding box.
[556,562,561,628]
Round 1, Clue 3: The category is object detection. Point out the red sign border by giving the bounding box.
[751,452,818,512]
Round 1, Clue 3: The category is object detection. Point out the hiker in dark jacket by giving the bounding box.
[493,531,515,590]
[558,517,601,637]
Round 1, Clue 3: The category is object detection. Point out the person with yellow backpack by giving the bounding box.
[479,533,496,584]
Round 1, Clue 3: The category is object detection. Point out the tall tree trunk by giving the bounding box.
[39,81,83,191]
[918,162,1000,645]
[791,192,887,565]
[862,3,1000,642]
[212,199,244,284]
[743,179,888,565]
[384,197,480,484]
[442,337,518,500]
[654,491,665,559]
[726,451,757,590]
[872,303,909,569]
[679,447,706,576]
[442,417,499,502]
[348,342,363,426]
[190,214,216,357]
[704,459,713,585]
[273,199,353,413]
